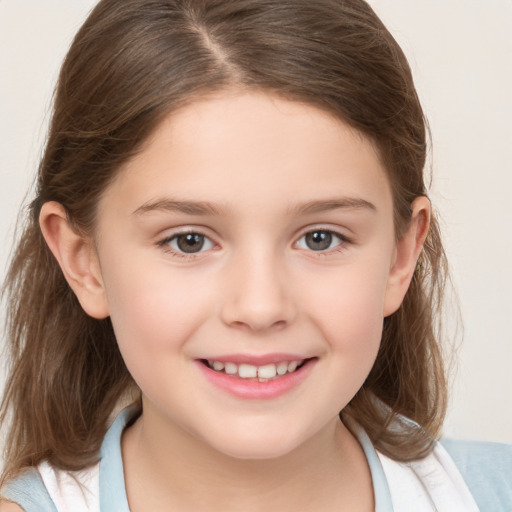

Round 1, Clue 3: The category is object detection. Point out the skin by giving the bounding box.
[0,504,22,512]
[38,90,429,512]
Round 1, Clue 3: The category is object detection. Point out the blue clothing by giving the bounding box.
[442,438,512,511]
[0,471,55,512]
[1,408,511,511]
[98,409,131,512]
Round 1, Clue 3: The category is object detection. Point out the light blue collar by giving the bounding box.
[99,407,134,511]
[343,415,394,512]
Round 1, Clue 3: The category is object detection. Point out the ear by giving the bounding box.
[39,201,110,319]
[383,196,430,317]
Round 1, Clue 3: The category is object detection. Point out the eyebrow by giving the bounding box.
[133,199,225,216]
[289,197,377,215]
[133,196,376,217]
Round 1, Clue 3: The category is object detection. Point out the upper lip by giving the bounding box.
[199,353,314,365]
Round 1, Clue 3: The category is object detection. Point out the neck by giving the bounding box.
[122,406,374,512]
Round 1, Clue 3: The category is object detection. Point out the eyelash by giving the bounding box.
[156,228,352,259]
[294,229,351,254]
[157,230,216,260]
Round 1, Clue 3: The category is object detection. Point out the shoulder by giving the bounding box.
[0,460,100,512]
[0,501,24,512]
[0,406,134,512]
[441,437,512,470]
[0,467,57,512]
[441,438,512,511]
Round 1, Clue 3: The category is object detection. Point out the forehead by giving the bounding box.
[103,90,392,216]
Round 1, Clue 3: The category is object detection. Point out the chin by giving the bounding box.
[204,430,302,461]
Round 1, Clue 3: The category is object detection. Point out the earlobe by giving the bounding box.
[383,196,431,317]
[39,201,110,319]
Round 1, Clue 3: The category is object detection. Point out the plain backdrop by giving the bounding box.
[1,0,511,461]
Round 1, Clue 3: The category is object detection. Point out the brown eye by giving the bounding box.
[296,230,345,252]
[305,231,332,251]
[175,233,205,253]
[168,232,214,254]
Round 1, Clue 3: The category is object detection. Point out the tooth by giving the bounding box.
[212,361,224,371]
[276,362,288,375]
[287,361,298,373]
[257,364,277,379]
[238,364,257,378]
[224,362,238,375]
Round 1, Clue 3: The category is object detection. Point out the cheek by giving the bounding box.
[300,257,391,355]
[101,262,212,368]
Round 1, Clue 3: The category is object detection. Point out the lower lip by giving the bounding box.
[195,359,316,400]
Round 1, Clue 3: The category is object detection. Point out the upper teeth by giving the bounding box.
[208,360,304,380]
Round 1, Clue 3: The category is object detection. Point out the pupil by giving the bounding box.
[177,233,204,253]
[306,231,332,251]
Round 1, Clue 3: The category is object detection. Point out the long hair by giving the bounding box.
[1,0,448,482]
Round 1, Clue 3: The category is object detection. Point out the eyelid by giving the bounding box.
[294,226,352,252]
[156,227,218,258]
[155,225,352,259]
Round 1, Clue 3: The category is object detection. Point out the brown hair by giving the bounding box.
[1,0,448,482]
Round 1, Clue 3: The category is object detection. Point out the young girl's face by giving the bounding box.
[89,90,417,459]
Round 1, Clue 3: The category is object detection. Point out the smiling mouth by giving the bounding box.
[200,359,310,382]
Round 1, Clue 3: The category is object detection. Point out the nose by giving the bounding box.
[220,250,296,333]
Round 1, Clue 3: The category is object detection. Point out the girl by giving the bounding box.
[1,0,510,511]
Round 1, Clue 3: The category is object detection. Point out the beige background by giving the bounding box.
[1,0,511,454]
